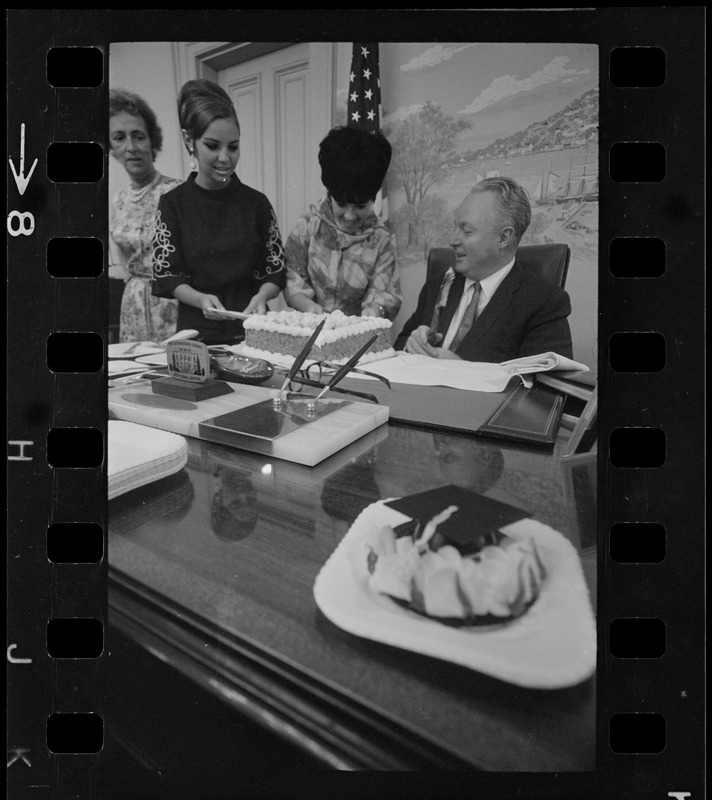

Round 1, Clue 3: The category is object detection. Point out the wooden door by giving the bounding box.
[218,44,329,240]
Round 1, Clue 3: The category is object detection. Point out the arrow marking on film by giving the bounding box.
[9,124,38,197]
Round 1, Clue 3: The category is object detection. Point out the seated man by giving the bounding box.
[394,176,573,362]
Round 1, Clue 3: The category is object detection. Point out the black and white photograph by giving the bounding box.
[104,37,599,789]
[5,9,705,800]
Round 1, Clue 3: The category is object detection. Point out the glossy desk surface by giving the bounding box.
[108,411,597,772]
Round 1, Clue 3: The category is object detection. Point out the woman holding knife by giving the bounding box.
[152,79,285,345]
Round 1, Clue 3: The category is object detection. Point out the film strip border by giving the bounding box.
[5,9,705,798]
[6,22,107,798]
[599,13,705,798]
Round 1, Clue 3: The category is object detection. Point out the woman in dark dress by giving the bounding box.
[152,79,285,345]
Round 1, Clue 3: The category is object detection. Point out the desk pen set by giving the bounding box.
[109,320,388,466]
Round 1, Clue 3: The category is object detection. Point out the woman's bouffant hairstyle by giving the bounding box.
[319,126,392,204]
[177,79,240,145]
[109,88,163,156]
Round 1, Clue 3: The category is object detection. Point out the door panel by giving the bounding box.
[230,76,262,192]
[219,43,323,239]
[277,65,309,239]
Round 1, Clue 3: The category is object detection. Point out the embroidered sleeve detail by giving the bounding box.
[152,209,177,278]
[256,207,285,279]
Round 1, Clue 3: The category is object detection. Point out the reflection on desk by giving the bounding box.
[107,423,597,774]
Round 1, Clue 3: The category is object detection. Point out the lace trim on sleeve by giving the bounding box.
[152,209,177,278]
[255,207,285,279]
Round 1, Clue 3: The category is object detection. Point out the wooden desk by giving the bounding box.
[105,417,597,781]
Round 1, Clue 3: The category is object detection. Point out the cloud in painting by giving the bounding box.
[382,103,426,126]
[460,56,591,115]
[400,43,477,71]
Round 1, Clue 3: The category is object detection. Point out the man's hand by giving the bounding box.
[405,326,461,360]
[435,346,461,360]
[405,325,438,357]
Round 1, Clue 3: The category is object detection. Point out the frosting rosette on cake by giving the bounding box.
[362,505,546,625]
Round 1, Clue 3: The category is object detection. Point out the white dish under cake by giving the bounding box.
[313,499,596,689]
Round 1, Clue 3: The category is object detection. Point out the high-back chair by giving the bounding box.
[426,243,571,289]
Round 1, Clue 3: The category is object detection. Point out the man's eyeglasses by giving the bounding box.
[277,359,391,404]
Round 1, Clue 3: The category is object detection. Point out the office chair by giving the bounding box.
[427,243,571,289]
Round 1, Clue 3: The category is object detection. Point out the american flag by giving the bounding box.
[347,43,381,133]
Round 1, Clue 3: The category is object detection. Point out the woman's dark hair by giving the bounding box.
[177,79,240,143]
[319,126,392,204]
[109,88,163,156]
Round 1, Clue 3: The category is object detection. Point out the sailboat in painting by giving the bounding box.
[534,163,560,205]
[535,151,598,206]
[557,148,598,203]
[557,161,598,203]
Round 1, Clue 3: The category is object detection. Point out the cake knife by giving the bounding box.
[272,317,327,406]
[306,333,379,411]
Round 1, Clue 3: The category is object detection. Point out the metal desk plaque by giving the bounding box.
[152,340,233,401]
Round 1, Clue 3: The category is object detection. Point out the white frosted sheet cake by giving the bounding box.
[241,310,394,365]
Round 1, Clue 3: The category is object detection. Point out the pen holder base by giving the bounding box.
[152,377,234,402]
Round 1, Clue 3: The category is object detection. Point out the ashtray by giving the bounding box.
[212,354,274,385]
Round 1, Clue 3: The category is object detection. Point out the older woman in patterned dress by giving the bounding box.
[109,89,182,343]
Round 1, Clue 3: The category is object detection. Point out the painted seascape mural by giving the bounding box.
[336,43,599,369]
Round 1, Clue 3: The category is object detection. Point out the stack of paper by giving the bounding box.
[351,354,514,393]
[108,420,188,500]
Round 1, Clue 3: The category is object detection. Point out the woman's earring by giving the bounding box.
[188,148,197,172]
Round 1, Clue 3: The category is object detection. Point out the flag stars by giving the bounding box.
[348,44,380,131]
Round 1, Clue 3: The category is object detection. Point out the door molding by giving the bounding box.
[172,41,334,181]
[172,42,296,85]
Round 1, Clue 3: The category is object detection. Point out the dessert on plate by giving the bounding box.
[361,503,546,627]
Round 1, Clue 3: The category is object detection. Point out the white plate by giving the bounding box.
[313,501,597,689]
[108,420,188,500]
[108,360,149,376]
[135,352,168,367]
[108,342,164,359]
